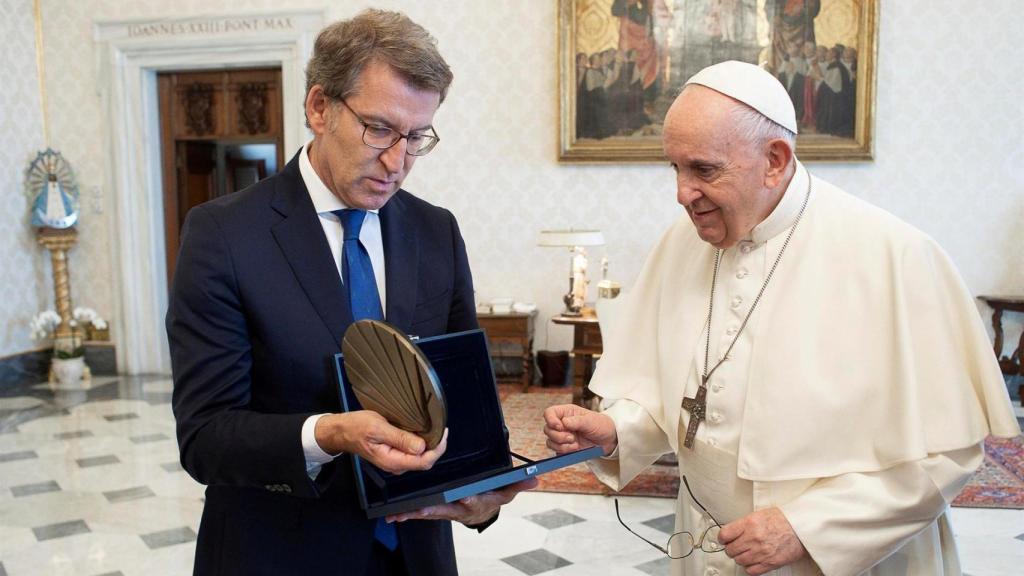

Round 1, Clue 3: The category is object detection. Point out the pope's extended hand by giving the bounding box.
[542,404,618,456]
[717,507,807,575]
[314,411,447,474]
[384,478,538,526]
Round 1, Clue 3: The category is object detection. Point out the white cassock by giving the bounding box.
[587,162,1020,576]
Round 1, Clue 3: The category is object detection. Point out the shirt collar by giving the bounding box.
[749,160,810,245]
[299,140,379,217]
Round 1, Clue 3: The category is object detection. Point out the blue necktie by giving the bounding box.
[335,209,384,322]
[333,209,397,551]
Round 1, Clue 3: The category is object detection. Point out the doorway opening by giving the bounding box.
[157,67,285,284]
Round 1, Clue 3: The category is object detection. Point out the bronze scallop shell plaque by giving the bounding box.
[342,320,446,449]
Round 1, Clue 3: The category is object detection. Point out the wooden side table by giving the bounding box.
[476,311,537,391]
[977,295,1023,406]
[552,313,603,407]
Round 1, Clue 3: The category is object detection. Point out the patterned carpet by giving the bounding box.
[498,386,1024,509]
[952,435,1024,509]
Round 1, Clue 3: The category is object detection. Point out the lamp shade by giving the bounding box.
[537,229,605,248]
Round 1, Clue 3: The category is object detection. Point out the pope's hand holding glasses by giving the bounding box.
[615,476,725,559]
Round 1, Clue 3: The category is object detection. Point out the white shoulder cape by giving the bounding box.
[590,176,1020,481]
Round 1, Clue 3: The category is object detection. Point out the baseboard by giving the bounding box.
[0,342,118,387]
[0,348,52,387]
[83,342,118,377]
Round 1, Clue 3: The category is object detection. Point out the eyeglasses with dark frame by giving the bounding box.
[336,98,440,157]
[614,476,725,559]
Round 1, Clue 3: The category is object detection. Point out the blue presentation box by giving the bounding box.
[334,328,602,519]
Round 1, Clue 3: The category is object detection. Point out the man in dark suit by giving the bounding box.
[167,9,530,575]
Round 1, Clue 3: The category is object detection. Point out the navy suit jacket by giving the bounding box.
[167,151,477,575]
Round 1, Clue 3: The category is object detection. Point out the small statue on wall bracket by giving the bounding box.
[25,148,91,384]
[25,148,79,229]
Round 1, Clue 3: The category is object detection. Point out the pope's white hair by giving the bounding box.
[729,103,796,151]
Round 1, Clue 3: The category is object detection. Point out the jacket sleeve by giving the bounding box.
[167,205,319,498]
[444,210,478,333]
[780,443,983,576]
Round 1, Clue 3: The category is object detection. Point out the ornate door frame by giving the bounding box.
[94,12,323,374]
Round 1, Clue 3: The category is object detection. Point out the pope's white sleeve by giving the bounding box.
[779,442,984,576]
[587,399,672,491]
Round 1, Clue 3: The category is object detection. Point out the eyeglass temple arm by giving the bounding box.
[682,476,723,528]
[614,499,669,554]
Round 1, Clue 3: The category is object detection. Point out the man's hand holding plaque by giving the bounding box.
[314,320,449,474]
[343,320,447,450]
[334,320,536,528]
[314,411,448,475]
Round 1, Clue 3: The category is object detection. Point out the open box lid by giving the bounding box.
[334,328,601,518]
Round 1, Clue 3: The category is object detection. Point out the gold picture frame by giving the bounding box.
[558,0,878,163]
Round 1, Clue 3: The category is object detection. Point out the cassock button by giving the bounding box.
[706,437,717,447]
[726,326,738,336]
[740,243,752,254]
[730,296,743,309]
[736,267,748,279]
[709,411,723,424]
[706,568,721,576]
[711,383,723,393]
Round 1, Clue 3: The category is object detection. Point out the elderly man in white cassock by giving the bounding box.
[543,60,1020,576]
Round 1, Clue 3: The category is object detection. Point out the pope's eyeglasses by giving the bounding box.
[614,476,725,559]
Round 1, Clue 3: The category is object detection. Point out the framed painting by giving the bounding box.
[558,0,878,162]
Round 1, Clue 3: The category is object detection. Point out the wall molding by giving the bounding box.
[0,343,117,387]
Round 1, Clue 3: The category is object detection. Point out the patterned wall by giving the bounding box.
[1,0,1022,359]
[0,0,48,356]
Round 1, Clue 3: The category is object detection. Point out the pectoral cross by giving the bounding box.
[681,382,708,450]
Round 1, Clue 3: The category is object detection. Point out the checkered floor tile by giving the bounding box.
[1,375,1022,575]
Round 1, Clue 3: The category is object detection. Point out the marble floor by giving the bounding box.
[1,376,1022,576]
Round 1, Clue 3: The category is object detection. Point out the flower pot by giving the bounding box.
[51,356,86,386]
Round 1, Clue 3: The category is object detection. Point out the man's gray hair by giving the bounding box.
[729,103,797,151]
[305,9,453,117]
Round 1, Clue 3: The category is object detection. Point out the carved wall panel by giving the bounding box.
[164,68,281,139]
[237,82,269,135]
[182,82,215,135]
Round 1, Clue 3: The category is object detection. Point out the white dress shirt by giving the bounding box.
[297,141,388,475]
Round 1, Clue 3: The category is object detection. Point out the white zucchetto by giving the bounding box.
[685,60,799,134]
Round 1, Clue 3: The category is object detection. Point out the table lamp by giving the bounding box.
[538,229,605,316]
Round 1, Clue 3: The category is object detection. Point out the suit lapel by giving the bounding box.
[270,154,352,349]
[380,191,418,332]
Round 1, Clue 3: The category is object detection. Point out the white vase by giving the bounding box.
[51,356,86,386]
